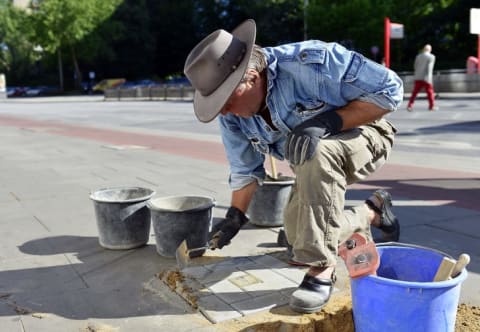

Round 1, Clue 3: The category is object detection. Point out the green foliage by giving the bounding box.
[308,0,389,49]
[3,0,479,87]
[24,0,122,88]
[29,0,122,53]
[190,0,303,46]
[0,3,37,83]
[307,0,475,70]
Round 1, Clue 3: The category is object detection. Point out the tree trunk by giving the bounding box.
[57,49,64,91]
[70,45,82,89]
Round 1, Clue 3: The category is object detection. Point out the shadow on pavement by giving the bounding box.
[358,177,480,211]
[397,120,480,136]
[0,235,189,319]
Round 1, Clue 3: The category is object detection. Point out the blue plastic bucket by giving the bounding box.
[351,244,467,332]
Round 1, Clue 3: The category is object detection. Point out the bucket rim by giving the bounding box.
[263,175,295,185]
[363,243,468,288]
[147,195,216,212]
[89,186,156,203]
[262,179,295,185]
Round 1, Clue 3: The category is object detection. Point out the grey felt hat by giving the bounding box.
[184,19,256,123]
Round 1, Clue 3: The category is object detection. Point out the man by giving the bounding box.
[407,44,437,111]
[184,19,402,313]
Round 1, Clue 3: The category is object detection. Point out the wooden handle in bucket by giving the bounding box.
[269,155,278,180]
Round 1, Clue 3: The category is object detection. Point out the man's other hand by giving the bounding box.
[209,207,249,249]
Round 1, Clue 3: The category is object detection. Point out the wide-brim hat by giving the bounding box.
[184,19,256,123]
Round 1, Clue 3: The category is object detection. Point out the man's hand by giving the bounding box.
[209,207,249,249]
[285,111,343,166]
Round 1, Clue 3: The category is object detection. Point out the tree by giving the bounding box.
[5,0,478,87]
[28,0,121,90]
[306,0,470,70]
[307,0,393,55]
[0,3,37,84]
[190,0,303,46]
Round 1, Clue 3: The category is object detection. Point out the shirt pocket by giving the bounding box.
[297,48,326,65]
[293,100,327,120]
[342,53,388,94]
[247,136,270,155]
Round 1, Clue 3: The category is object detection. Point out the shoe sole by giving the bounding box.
[288,259,310,267]
[289,302,328,314]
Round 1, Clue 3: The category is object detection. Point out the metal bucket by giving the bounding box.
[90,187,155,250]
[147,195,215,257]
[248,176,294,227]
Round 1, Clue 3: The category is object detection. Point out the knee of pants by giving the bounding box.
[295,140,342,181]
[291,141,346,204]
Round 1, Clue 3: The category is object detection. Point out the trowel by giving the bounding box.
[175,237,219,269]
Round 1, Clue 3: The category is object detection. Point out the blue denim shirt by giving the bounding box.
[219,40,403,190]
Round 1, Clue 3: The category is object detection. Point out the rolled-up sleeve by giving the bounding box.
[339,48,404,112]
[218,116,266,190]
[357,67,404,112]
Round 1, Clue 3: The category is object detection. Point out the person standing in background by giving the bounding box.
[407,44,438,112]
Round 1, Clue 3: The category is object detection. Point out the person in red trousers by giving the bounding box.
[407,44,438,112]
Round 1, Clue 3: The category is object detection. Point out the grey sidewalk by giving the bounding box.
[0,99,478,331]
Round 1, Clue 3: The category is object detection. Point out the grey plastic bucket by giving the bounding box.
[247,176,294,227]
[147,195,215,257]
[90,187,155,250]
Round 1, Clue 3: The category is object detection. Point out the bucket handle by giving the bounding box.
[376,242,453,259]
[118,201,148,221]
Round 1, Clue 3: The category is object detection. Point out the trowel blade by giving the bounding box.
[175,240,190,270]
[176,240,212,269]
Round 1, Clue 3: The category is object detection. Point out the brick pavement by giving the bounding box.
[0,107,478,331]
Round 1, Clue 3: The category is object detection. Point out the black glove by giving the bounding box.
[285,111,343,166]
[209,207,249,249]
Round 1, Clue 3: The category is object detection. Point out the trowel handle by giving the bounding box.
[451,253,470,278]
[187,246,210,253]
[269,155,278,180]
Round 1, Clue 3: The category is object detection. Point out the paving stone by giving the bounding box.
[241,268,298,292]
[182,265,212,280]
[205,275,252,304]
[0,255,87,297]
[198,257,254,284]
[230,291,290,317]
[197,294,242,324]
[250,254,290,268]
[0,316,22,331]
[271,266,307,284]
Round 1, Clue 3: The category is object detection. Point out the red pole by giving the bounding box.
[478,35,480,74]
[384,17,391,68]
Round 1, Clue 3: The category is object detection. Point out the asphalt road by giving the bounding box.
[1,95,479,164]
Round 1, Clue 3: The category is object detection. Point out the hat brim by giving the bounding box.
[193,19,257,123]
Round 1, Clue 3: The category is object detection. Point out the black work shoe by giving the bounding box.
[289,272,336,313]
[366,190,400,242]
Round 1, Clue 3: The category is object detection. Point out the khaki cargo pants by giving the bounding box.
[283,118,396,267]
